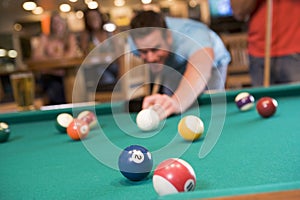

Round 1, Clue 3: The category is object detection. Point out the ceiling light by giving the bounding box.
[8,50,18,58]
[189,0,198,8]
[88,1,98,9]
[0,49,7,57]
[103,23,116,32]
[23,1,37,11]
[69,0,78,2]
[75,10,84,19]
[141,0,152,4]
[84,0,93,5]
[13,23,22,32]
[114,0,125,7]
[32,6,44,14]
[60,3,71,12]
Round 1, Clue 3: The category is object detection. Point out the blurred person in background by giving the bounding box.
[230,0,300,86]
[80,9,122,90]
[31,12,80,105]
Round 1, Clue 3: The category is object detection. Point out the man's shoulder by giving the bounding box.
[166,16,208,30]
[165,17,211,44]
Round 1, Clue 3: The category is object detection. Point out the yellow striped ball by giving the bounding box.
[178,115,204,141]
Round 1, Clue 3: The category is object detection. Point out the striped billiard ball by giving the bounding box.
[0,122,10,143]
[77,110,97,129]
[235,92,255,111]
[55,113,74,133]
[153,158,196,196]
[178,115,204,141]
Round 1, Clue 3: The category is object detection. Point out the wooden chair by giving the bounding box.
[221,33,252,89]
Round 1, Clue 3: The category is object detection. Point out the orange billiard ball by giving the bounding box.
[67,119,90,140]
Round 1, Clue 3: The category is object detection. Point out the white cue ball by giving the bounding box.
[136,108,160,131]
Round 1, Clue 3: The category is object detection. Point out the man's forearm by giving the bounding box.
[172,48,213,113]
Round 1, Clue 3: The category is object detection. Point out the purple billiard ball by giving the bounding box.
[118,145,153,181]
[235,92,255,111]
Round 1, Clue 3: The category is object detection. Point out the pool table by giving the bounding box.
[1,84,300,200]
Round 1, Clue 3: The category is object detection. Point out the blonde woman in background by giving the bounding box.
[31,12,80,105]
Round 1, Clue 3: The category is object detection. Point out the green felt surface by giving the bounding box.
[0,84,300,200]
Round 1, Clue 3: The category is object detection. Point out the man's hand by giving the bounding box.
[142,94,181,120]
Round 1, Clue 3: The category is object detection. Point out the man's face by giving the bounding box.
[133,30,172,74]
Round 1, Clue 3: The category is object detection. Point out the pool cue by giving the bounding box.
[263,0,273,87]
[151,74,161,95]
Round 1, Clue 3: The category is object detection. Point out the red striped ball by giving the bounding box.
[153,158,196,196]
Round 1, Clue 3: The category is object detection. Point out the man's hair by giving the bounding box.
[130,10,168,39]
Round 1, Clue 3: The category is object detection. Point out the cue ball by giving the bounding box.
[178,115,204,141]
[55,113,74,133]
[235,92,255,111]
[153,158,196,196]
[0,122,10,143]
[136,108,160,131]
[118,145,153,181]
[256,97,278,118]
[67,119,90,140]
[77,110,97,129]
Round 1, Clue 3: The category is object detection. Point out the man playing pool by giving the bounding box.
[129,10,230,119]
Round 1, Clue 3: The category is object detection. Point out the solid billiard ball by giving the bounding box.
[118,145,153,181]
[136,108,160,131]
[153,158,196,196]
[55,113,74,133]
[235,92,255,111]
[77,110,97,129]
[178,115,204,141]
[256,97,278,118]
[0,122,10,143]
[66,119,90,140]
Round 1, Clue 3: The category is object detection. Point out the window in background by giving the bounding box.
[208,0,246,33]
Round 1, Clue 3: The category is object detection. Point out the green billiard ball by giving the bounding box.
[55,113,74,133]
[0,122,10,143]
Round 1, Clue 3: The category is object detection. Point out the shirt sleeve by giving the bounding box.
[167,17,230,68]
[167,18,213,59]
